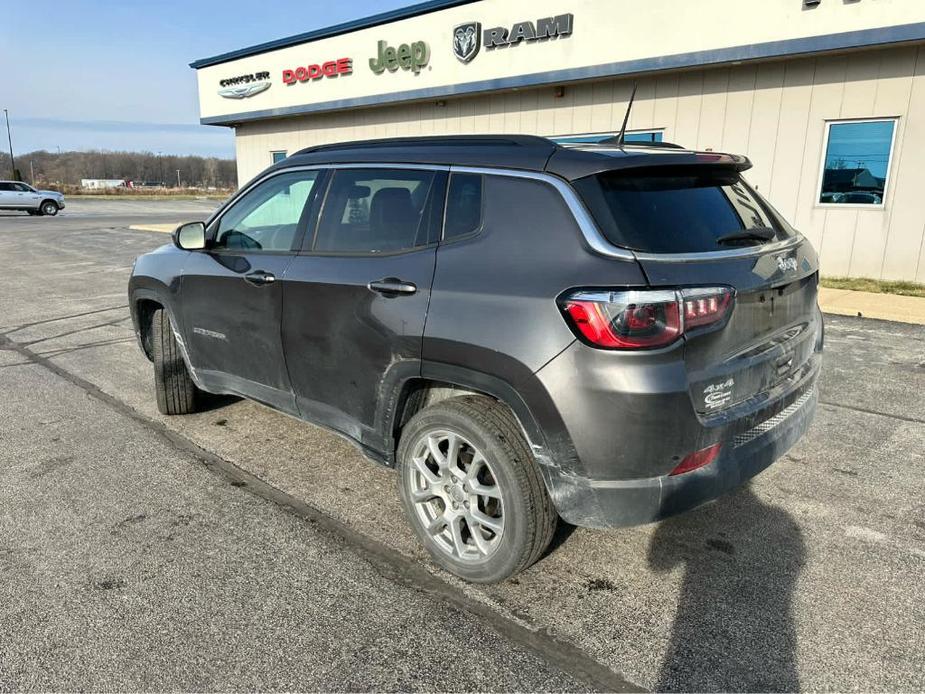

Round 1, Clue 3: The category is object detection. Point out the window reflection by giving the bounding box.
[819,120,895,205]
[552,131,664,144]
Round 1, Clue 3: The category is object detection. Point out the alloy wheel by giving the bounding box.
[408,430,504,562]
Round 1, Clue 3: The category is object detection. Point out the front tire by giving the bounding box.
[39,200,59,216]
[397,395,557,583]
[151,308,198,415]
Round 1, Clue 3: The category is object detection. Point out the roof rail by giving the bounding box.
[597,137,686,150]
[293,134,554,156]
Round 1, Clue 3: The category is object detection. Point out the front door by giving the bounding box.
[179,169,323,413]
[282,166,446,451]
[14,183,41,209]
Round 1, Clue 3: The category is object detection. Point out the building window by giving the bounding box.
[552,130,664,144]
[271,151,287,164]
[818,119,896,206]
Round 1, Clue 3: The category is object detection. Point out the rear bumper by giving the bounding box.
[543,374,818,529]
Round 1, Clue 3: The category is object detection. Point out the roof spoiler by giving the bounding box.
[547,149,753,181]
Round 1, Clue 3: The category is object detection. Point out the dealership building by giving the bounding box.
[192,0,925,282]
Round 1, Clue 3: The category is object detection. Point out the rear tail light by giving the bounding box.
[669,443,723,476]
[560,287,734,350]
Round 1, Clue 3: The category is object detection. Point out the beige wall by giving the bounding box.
[197,0,925,123]
[233,45,925,283]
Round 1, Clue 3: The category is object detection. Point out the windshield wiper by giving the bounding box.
[715,227,776,246]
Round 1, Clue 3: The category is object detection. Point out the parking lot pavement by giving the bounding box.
[1,202,923,691]
[34,197,221,220]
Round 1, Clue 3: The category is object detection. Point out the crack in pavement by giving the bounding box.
[819,399,925,425]
[0,330,644,694]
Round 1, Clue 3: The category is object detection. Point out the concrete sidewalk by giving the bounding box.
[819,287,925,325]
[128,223,175,234]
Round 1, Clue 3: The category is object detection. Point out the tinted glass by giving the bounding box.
[0,183,12,191]
[819,120,894,205]
[214,170,318,252]
[444,173,483,240]
[574,166,789,254]
[13,183,32,192]
[313,169,436,253]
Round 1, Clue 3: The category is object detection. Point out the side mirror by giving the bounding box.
[173,221,206,250]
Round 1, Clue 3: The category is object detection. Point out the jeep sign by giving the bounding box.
[369,40,430,74]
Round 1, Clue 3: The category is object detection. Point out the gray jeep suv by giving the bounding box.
[128,136,822,583]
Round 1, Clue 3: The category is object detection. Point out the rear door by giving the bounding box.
[281,166,446,450]
[0,183,14,207]
[573,165,822,415]
[180,169,323,412]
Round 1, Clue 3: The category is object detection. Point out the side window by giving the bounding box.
[214,170,318,252]
[443,173,483,240]
[313,168,437,253]
[819,119,896,206]
[0,183,12,192]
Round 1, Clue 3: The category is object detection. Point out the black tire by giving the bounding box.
[397,395,558,583]
[39,200,59,216]
[151,308,198,415]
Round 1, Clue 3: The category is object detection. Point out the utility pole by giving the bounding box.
[3,109,15,179]
[30,159,35,185]
[176,169,181,188]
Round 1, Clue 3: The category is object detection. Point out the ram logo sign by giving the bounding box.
[453,22,481,63]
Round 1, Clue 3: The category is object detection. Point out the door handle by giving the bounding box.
[367,277,417,295]
[244,271,276,286]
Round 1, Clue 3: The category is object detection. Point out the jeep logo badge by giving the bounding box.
[777,256,798,273]
[369,40,430,75]
[453,22,481,63]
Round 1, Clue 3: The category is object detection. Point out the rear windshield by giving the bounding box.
[573,166,794,254]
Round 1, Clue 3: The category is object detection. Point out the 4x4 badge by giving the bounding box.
[453,22,481,63]
[703,378,735,410]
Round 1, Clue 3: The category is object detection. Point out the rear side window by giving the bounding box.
[313,168,438,253]
[444,173,483,240]
[573,166,792,254]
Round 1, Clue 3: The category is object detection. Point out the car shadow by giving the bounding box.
[196,392,241,413]
[647,484,806,692]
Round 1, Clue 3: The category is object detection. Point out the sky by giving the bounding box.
[0,0,411,159]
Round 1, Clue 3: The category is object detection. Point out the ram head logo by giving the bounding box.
[453,22,481,63]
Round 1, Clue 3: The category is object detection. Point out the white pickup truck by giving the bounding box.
[0,181,65,216]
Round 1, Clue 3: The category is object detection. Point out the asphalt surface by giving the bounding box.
[1,201,923,692]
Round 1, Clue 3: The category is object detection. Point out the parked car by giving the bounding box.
[128,136,823,583]
[0,181,65,216]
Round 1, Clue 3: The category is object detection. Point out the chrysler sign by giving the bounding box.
[218,71,271,99]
